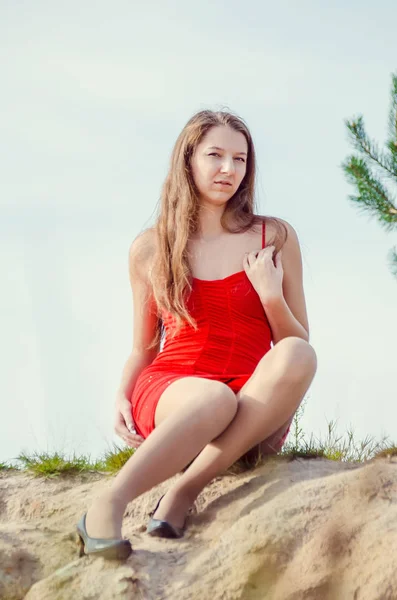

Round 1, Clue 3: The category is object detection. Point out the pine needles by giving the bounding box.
[342,71,397,277]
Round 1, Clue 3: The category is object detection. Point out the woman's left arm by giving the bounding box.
[261,221,310,344]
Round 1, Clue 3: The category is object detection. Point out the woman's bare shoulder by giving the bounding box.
[131,226,156,249]
[266,217,302,260]
[129,227,157,282]
[258,214,295,244]
[271,216,296,235]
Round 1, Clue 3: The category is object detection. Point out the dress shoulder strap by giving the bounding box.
[262,219,266,249]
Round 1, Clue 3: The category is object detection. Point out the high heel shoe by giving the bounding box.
[76,513,133,560]
[146,495,186,539]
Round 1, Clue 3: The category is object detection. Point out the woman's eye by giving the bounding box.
[208,153,245,162]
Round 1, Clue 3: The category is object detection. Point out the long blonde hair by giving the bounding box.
[141,109,288,350]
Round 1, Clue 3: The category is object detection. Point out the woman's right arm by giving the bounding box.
[114,230,160,447]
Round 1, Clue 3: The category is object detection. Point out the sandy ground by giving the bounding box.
[1,455,396,600]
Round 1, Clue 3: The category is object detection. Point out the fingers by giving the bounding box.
[117,406,139,436]
[114,419,144,448]
[124,421,144,445]
[116,423,144,446]
[121,433,144,448]
[258,245,276,255]
[244,245,276,266]
[126,422,136,434]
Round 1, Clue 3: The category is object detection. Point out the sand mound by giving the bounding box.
[1,455,396,600]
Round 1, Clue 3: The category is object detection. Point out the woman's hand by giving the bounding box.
[243,245,284,304]
[114,392,144,448]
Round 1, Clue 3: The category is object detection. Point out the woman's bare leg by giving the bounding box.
[153,337,317,528]
[85,378,237,538]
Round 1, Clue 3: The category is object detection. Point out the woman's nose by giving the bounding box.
[220,157,235,174]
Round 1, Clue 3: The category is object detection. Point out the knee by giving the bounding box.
[274,337,317,381]
[203,382,238,426]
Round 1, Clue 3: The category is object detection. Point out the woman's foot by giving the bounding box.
[77,513,132,560]
[84,490,125,539]
[151,488,195,530]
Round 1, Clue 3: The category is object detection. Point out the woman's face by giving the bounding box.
[191,125,248,206]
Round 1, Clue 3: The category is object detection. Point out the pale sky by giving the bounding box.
[1,1,396,463]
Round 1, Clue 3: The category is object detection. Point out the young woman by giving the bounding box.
[76,109,317,560]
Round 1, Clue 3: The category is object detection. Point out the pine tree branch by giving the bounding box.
[345,116,396,178]
[343,72,397,280]
[386,72,397,172]
[342,156,397,231]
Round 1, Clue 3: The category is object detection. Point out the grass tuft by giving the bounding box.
[228,397,396,475]
[0,461,17,471]
[16,450,99,478]
[97,443,136,474]
[373,445,397,459]
[3,398,396,479]
[10,444,137,478]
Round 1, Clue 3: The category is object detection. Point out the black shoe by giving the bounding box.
[76,513,133,560]
[146,495,186,539]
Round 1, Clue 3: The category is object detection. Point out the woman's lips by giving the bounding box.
[214,182,232,186]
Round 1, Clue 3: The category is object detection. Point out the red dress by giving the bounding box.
[131,220,291,448]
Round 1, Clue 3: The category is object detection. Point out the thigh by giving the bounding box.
[154,375,236,428]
